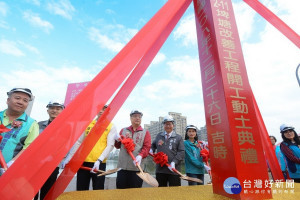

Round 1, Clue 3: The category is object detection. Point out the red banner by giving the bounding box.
[193,0,271,199]
[0,0,192,199]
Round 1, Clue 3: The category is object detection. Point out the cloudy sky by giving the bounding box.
[0,0,299,142]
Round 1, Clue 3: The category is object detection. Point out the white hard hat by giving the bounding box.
[185,125,197,132]
[163,115,174,124]
[47,101,65,109]
[7,88,33,100]
[280,124,294,133]
[130,110,143,117]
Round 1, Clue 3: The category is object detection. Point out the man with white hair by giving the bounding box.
[150,115,185,187]
[114,110,151,189]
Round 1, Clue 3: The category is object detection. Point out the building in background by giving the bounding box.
[144,112,187,139]
[144,112,208,142]
[198,125,207,142]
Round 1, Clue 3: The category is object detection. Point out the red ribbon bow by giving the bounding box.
[200,148,209,163]
[0,124,11,133]
[153,152,169,167]
[121,137,135,152]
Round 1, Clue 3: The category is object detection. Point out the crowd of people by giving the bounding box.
[0,88,208,197]
[0,87,299,199]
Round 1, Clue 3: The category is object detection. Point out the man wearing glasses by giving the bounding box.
[150,115,185,187]
[0,88,39,170]
[114,110,151,189]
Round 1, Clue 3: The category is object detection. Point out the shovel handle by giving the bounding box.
[80,166,104,173]
[165,163,182,176]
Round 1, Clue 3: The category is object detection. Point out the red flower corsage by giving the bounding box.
[158,139,164,146]
[11,120,22,128]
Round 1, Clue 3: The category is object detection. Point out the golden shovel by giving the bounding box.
[135,162,159,187]
[80,166,119,176]
[128,152,158,187]
[97,168,120,177]
[149,152,202,184]
[119,135,158,187]
[169,165,203,184]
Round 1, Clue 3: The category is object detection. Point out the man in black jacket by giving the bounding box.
[34,101,64,200]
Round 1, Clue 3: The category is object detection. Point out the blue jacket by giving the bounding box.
[275,145,286,171]
[184,140,204,174]
[281,142,300,179]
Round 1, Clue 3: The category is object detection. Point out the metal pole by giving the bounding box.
[296,64,300,87]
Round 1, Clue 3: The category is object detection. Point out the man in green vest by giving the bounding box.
[0,88,39,170]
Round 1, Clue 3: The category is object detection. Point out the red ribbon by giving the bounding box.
[243,0,300,48]
[44,1,192,199]
[153,152,169,167]
[0,124,11,133]
[200,148,209,163]
[121,138,136,152]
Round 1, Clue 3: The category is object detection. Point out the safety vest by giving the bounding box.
[0,110,35,162]
[84,120,113,163]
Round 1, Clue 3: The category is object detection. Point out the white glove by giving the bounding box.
[149,149,153,155]
[168,162,175,172]
[204,164,211,172]
[60,155,71,169]
[0,168,5,175]
[134,155,142,166]
[114,132,121,141]
[7,160,14,168]
[91,160,101,173]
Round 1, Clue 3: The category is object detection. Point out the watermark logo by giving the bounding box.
[223,177,242,194]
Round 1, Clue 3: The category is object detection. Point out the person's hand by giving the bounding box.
[133,155,142,166]
[91,160,101,173]
[168,162,175,172]
[149,149,153,155]
[60,159,68,169]
[60,155,71,169]
[114,132,121,141]
[0,168,5,175]
[7,160,14,168]
[204,164,211,172]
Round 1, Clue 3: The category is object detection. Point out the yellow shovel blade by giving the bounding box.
[137,172,159,187]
